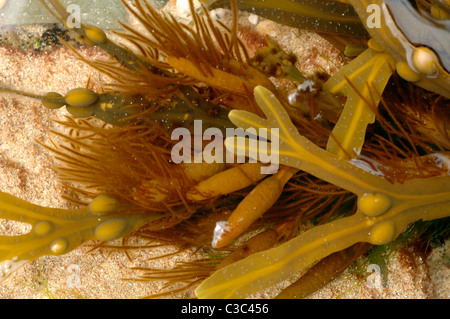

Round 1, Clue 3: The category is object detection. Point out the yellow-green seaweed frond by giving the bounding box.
[200,0,368,37]
[195,86,450,298]
[0,192,152,282]
[323,47,395,159]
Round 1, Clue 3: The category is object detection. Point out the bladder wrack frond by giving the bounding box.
[195,86,450,298]
[0,192,156,281]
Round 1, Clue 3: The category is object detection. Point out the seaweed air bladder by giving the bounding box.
[0,0,449,298]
